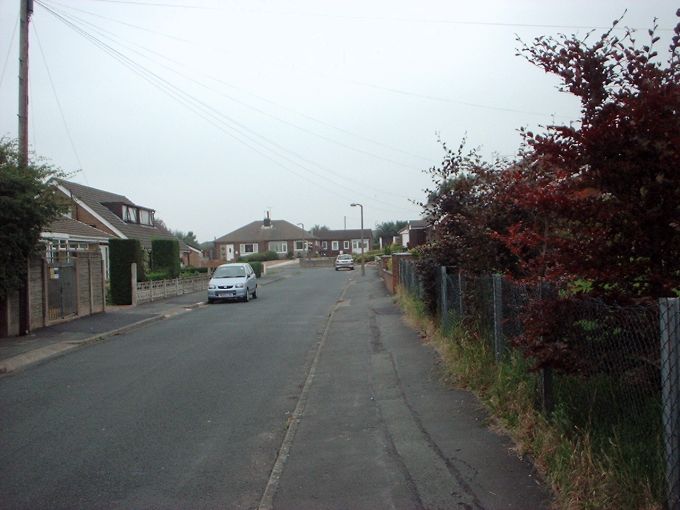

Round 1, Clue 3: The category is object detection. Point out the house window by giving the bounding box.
[322,241,328,249]
[268,241,288,253]
[295,240,305,251]
[122,205,138,223]
[352,239,369,250]
[332,241,339,251]
[343,240,349,250]
[139,209,153,226]
[240,243,257,254]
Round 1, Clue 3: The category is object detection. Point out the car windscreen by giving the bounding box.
[213,266,246,278]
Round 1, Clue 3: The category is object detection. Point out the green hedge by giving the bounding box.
[240,250,279,262]
[151,239,180,278]
[249,261,263,277]
[109,238,144,305]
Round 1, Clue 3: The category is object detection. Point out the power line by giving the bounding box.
[33,21,88,183]
[46,0,192,42]
[39,1,424,201]
[229,9,674,32]
[35,2,420,215]
[42,2,425,172]
[0,14,19,90]
[83,0,217,9]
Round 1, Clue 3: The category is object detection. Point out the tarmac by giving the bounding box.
[0,265,293,376]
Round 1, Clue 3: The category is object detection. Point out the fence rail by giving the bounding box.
[135,275,210,304]
[398,259,678,508]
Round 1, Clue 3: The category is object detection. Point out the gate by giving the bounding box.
[47,262,77,321]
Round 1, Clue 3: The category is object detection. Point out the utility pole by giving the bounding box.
[18,0,33,166]
[18,0,33,335]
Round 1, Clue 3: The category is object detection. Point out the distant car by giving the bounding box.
[335,254,354,271]
[208,263,257,303]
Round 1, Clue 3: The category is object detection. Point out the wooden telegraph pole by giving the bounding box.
[18,0,33,335]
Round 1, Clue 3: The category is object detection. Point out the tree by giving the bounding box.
[374,220,407,244]
[0,139,67,298]
[503,13,680,299]
[310,224,330,236]
[414,139,519,313]
[172,230,200,249]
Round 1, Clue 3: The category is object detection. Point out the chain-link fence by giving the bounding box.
[399,260,679,508]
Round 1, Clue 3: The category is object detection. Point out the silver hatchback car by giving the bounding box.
[208,263,258,303]
[335,254,354,271]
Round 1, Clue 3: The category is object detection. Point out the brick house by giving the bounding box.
[316,229,372,257]
[214,215,314,261]
[54,180,183,275]
[398,220,429,250]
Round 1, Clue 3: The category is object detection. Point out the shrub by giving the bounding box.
[151,239,180,278]
[146,271,170,281]
[249,261,263,277]
[240,251,279,262]
[109,238,144,305]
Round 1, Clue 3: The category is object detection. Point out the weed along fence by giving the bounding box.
[397,258,680,508]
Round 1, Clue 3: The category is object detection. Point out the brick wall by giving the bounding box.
[1,253,106,338]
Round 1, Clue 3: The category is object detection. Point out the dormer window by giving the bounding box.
[139,209,153,226]
[122,205,137,223]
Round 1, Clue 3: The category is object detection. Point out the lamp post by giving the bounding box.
[296,223,306,256]
[350,203,365,276]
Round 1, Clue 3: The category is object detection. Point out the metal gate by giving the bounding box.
[47,262,77,321]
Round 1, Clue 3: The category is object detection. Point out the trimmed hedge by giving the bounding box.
[240,250,279,262]
[152,239,180,278]
[249,261,263,277]
[109,238,144,305]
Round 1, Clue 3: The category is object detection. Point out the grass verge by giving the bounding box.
[397,290,662,510]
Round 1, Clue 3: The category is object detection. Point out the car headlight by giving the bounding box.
[235,283,244,288]
[208,285,216,289]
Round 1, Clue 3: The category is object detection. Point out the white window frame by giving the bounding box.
[332,240,339,251]
[268,241,288,253]
[139,209,153,226]
[295,240,305,251]
[240,243,258,254]
[343,240,350,250]
[322,241,328,249]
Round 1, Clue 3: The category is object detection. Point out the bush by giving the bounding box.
[249,261,263,277]
[146,271,170,281]
[151,239,180,278]
[109,239,144,305]
[240,251,279,262]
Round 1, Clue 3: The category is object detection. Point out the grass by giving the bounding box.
[397,290,664,510]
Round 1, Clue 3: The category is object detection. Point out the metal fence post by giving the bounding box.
[458,270,464,318]
[661,298,680,510]
[440,266,447,331]
[492,274,504,361]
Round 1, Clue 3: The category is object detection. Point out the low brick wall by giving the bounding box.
[299,257,334,268]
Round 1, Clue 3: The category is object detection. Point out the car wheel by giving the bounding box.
[243,289,250,302]
[208,298,215,304]
[252,287,257,299]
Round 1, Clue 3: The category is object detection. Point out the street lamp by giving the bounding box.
[350,203,365,276]
[296,223,306,256]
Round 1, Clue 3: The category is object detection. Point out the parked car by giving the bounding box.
[335,254,354,271]
[208,263,258,303]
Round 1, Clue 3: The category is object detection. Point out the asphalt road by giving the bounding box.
[0,266,550,509]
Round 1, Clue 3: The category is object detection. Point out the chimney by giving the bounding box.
[263,210,272,228]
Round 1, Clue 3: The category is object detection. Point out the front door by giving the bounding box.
[226,244,235,261]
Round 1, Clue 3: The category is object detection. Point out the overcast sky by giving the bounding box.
[1,0,677,241]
